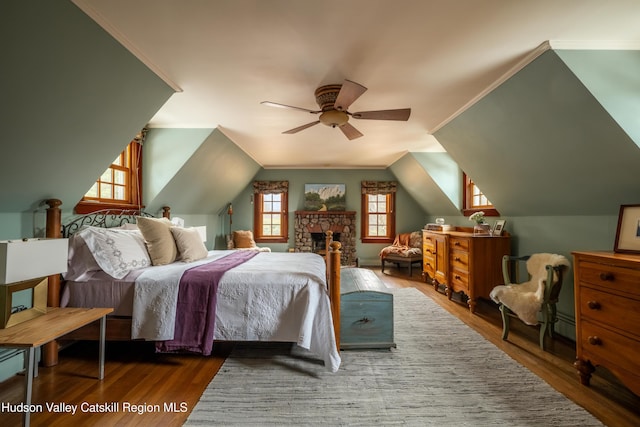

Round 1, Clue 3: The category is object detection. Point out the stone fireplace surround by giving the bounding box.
[294,211,357,266]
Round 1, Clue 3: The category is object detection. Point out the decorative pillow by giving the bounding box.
[171,227,208,263]
[233,230,257,249]
[73,226,151,279]
[136,216,177,265]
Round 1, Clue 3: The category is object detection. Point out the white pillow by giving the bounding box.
[63,232,102,281]
[170,227,208,263]
[75,226,151,279]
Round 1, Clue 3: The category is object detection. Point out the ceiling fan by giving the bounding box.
[261,79,411,140]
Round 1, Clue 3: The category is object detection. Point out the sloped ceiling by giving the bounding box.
[71,0,640,169]
[389,153,461,217]
[434,49,640,216]
[0,0,174,213]
[556,49,640,146]
[143,128,261,215]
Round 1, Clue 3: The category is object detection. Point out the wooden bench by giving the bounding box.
[340,268,395,350]
[381,253,422,276]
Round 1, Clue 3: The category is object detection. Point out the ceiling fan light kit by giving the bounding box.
[262,79,411,140]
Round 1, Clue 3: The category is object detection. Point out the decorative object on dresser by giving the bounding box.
[490,253,570,350]
[572,251,640,397]
[469,211,491,236]
[0,238,68,328]
[379,231,422,276]
[422,227,510,312]
[613,204,640,254]
[339,268,395,350]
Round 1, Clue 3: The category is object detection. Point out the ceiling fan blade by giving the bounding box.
[334,80,367,111]
[339,123,363,140]
[351,108,411,121]
[261,101,320,114]
[282,121,320,134]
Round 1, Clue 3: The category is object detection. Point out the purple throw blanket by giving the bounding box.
[155,251,258,355]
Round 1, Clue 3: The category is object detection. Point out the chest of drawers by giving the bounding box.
[423,229,510,312]
[572,251,640,396]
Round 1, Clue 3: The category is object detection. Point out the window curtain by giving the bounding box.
[361,181,397,195]
[253,180,289,194]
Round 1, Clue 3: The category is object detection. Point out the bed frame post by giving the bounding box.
[328,240,341,351]
[43,198,62,367]
[162,206,171,219]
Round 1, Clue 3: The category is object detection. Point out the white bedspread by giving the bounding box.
[131,250,340,372]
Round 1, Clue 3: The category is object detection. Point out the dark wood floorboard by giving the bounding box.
[0,266,638,426]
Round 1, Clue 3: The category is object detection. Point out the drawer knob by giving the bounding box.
[587,336,602,346]
[599,272,614,281]
[587,301,601,310]
[454,242,461,246]
[454,257,461,261]
[455,275,461,280]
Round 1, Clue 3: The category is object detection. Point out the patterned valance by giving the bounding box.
[253,180,289,194]
[361,181,397,195]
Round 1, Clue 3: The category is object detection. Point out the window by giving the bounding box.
[75,137,143,214]
[253,181,288,243]
[462,173,498,217]
[361,181,396,244]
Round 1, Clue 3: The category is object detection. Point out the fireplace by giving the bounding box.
[310,232,340,254]
[294,211,357,266]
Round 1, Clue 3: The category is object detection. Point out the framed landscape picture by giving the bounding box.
[304,184,346,211]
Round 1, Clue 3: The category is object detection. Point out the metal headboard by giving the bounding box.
[62,209,156,237]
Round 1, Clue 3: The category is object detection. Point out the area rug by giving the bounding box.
[185,288,602,426]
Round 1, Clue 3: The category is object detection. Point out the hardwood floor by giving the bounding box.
[0,267,638,426]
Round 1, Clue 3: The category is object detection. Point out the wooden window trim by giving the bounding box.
[361,192,395,244]
[253,192,288,244]
[462,173,498,217]
[75,141,143,214]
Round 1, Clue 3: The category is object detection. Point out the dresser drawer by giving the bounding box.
[450,237,469,251]
[578,261,640,297]
[450,251,469,272]
[423,234,435,249]
[580,320,640,377]
[579,287,640,336]
[450,270,469,292]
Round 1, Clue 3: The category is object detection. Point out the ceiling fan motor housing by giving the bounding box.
[315,84,349,127]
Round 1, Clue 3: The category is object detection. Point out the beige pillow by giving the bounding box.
[233,230,257,248]
[171,227,208,263]
[136,217,177,265]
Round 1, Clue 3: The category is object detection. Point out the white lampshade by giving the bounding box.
[194,226,207,242]
[0,238,69,285]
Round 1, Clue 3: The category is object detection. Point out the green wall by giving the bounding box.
[224,169,428,265]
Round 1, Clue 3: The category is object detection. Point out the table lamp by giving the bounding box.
[0,238,68,328]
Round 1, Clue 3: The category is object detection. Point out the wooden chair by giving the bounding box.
[497,254,569,351]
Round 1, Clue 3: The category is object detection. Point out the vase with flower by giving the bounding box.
[469,211,491,236]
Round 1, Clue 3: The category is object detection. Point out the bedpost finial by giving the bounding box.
[330,241,342,251]
[45,199,62,209]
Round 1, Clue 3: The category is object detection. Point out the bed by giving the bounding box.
[42,200,342,372]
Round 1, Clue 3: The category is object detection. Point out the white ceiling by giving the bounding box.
[74,0,640,168]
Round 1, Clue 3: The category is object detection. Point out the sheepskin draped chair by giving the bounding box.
[379,231,423,276]
[490,253,570,351]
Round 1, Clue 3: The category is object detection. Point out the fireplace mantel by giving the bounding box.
[294,210,357,215]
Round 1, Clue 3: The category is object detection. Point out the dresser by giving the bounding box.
[422,228,510,312]
[572,251,640,396]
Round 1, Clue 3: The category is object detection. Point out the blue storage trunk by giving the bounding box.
[340,268,396,350]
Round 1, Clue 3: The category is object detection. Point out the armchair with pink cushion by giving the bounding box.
[379,231,422,276]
